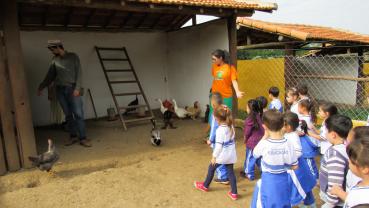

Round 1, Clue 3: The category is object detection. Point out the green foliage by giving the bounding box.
[339,107,368,121]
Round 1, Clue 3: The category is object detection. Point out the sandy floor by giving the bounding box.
[0,118,322,208]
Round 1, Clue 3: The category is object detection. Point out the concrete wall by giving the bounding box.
[21,31,168,126]
[166,19,229,115]
[21,20,228,126]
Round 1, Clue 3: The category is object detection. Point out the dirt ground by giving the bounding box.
[0,118,322,208]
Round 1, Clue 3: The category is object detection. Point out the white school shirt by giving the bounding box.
[320,121,331,154]
[290,102,299,115]
[299,114,320,147]
[269,98,283,112]
[284,131,303,158]
[213,125,237,164]
[253,137,298,174]
[346,170,362,191]
[344,185,369,208]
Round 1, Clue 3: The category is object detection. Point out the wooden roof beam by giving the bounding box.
[84,8,95,27]
[103,10,116,28]
[135,13,148,28]
[18,0,254,17]
[149,14,163,29]
[120,13,132,28]
[64,7,74,27]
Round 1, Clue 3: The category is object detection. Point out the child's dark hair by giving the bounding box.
[211,92,223,106]
[214,105,234,136]
[256,96,268,110]
[284,112,299,131]
[247,99,262,130]
[326,114,353,139]
[319,102,338,116]
[212,49,230,64]
[297,84,308,96]
[268,86,280,97]
[353,126,369,140]
[347,135,369,168]
[299,99,317,123]
[262,110,284,132]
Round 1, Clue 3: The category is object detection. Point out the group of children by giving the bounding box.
[194,85,369,208]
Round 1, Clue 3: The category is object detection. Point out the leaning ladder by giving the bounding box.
[95,46,154,130]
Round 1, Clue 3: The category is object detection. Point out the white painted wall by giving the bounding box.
[20,20,229,126]
[166,19,229,115]
[21,31,168,126]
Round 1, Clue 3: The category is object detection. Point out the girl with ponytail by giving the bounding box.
[241,99,264,180]
[195,105,238,200]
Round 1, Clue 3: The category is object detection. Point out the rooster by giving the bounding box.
[28,139,59,175]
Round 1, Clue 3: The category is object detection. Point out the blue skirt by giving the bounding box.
[288,157,317,205]
[251,172,291,208]
[300,135,319,158]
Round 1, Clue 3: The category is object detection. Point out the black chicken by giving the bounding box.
[123,95,139,116]
[28,139,59,175]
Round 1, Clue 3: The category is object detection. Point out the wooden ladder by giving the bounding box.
[95,46,154,130]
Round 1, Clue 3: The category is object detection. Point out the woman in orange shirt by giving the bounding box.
[209,49,244,124]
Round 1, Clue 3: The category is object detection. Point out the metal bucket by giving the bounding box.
[107,107,117,121]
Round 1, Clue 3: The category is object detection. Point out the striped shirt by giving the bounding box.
[319,144,349,207]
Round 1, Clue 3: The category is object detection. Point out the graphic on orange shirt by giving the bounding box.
[211,64,237,98]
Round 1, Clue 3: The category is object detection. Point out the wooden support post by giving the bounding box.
[2,0,37,168]
[227,14,238,116]
[192,15,197,26]
[0,130,7,175]
[356,48,365,106]
[0,36,21,171]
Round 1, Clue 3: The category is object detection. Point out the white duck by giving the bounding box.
[172,99,189,118]
[156,98,167,114]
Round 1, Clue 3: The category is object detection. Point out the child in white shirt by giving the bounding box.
[194,105,238,201]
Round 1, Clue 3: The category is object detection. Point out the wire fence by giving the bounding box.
[237,54,369,122]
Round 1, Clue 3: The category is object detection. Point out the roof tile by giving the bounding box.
[140,0,277,11]
[237,17,369,44]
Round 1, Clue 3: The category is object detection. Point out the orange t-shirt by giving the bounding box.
[211,63,237,98]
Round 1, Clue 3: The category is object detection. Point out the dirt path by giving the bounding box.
[0,119,322,207]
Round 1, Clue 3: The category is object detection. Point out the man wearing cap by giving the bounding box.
[38,40,91,147]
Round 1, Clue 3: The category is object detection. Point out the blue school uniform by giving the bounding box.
[209,115,228,181]
[251,138,298,208]
[299,135,319,179]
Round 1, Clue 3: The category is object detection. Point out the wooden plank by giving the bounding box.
[227,14,238,116]
[87,89,98,120]
[114,92,142,96]
[0,35,21,171]
[0,127,7,175]
[103,10,116,28]
[18,0,253,17]
[2,0,37,168]
[125,116,154,123]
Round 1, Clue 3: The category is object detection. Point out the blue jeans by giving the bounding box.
[56,85,86,141]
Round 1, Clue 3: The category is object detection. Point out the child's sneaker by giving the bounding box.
[194,181,208,192]
[227,191,238,200]
[214,179,230,185]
